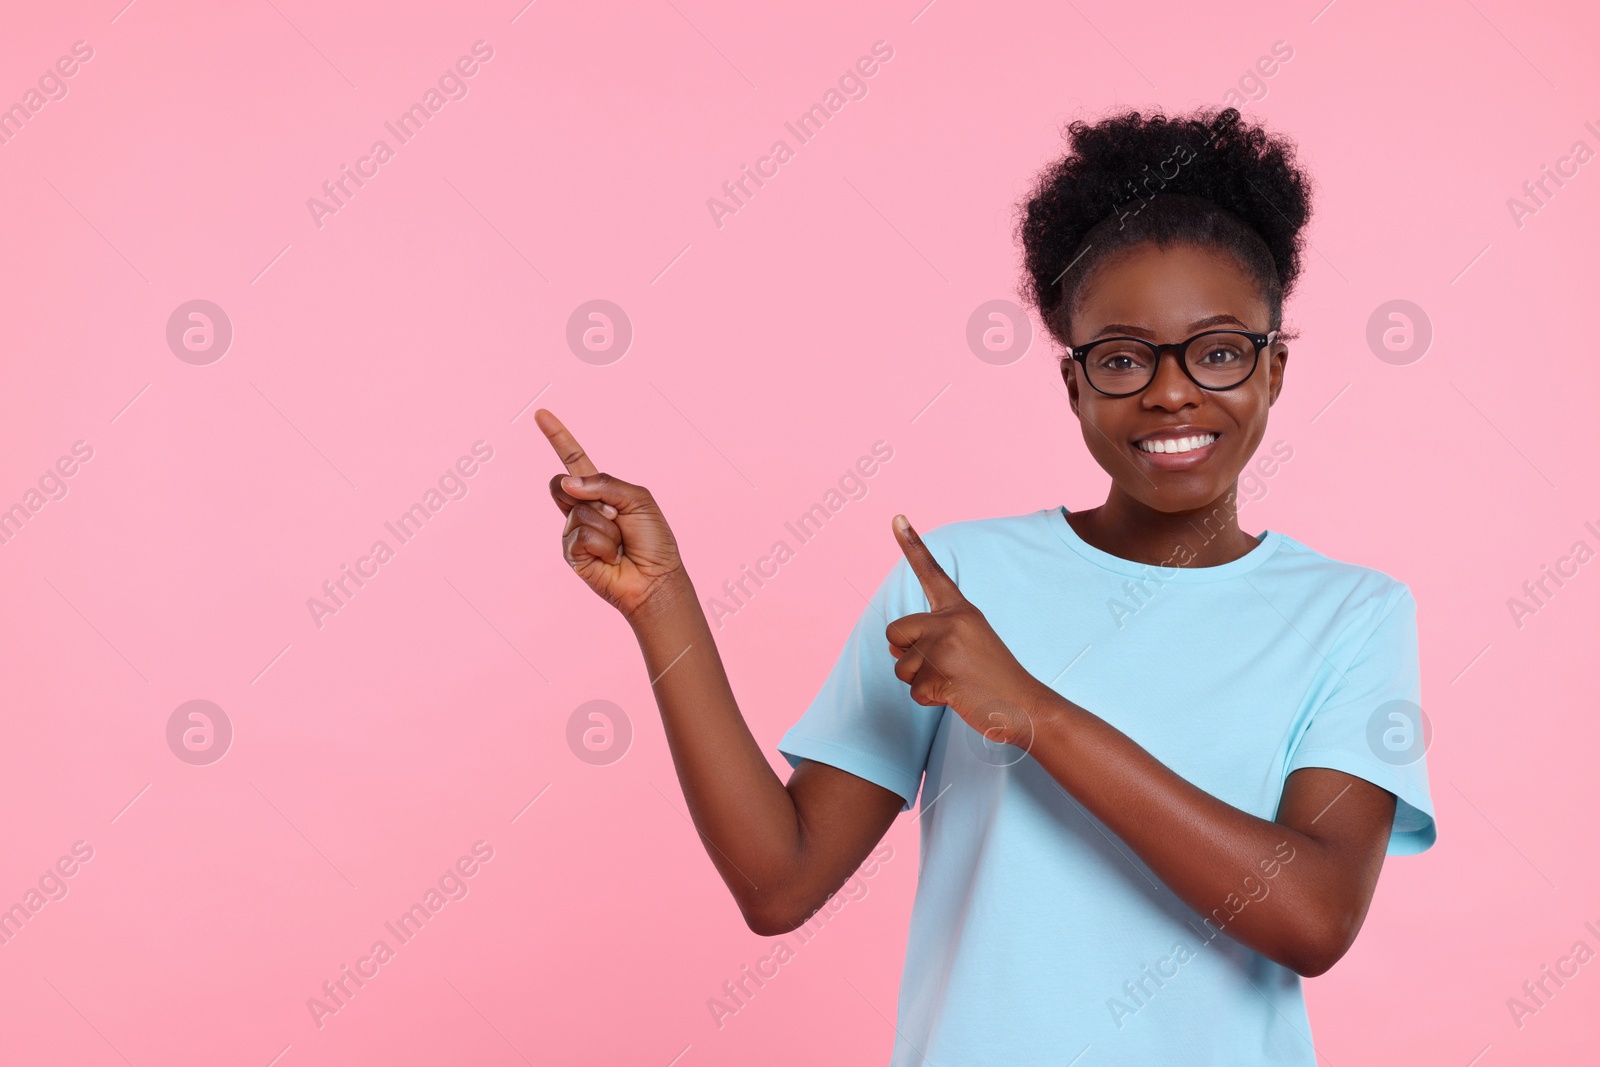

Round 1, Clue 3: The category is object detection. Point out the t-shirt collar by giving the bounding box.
[1044,506,1283,582]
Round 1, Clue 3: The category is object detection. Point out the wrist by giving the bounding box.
[625,570,698,631]
[1015,681,1066,748]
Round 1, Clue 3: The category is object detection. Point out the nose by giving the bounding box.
[1141,346,1203,410]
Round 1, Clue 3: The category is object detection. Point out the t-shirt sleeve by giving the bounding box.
[776,547,947,813]
[1283,581,1437,856]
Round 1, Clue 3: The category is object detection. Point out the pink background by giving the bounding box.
[1,0,1596,1063]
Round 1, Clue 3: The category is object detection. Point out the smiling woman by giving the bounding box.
[540,104,1436,1067]
[1018,108,1310,566]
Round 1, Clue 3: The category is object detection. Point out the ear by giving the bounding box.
[1062,357,1081,417]
[1267,343,1289,407]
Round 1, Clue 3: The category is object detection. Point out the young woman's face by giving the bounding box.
[1062,240,1287,514]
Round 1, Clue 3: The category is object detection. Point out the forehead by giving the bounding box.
[1072,241,1267,334]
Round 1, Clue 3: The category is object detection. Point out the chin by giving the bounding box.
[1127,468,1241,514]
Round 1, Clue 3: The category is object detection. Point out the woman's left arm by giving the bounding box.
[1023,697,1394,977]
[886,515,1396,978]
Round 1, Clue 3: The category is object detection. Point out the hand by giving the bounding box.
[537,408,688,623]
[887,514,1050,750]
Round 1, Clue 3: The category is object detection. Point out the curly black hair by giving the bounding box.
[1014,105,1313,347]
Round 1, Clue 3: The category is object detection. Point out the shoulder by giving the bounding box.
[1265,531,1416,627]
[917,508,1049,547]
[910,508,1052,568]
[875,510,1055,603]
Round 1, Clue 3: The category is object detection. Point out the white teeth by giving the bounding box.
[1137,433,1217,455]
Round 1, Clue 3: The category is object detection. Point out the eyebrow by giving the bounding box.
[1092,314,1250,339]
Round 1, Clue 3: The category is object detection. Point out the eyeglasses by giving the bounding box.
[1063,329,1278,398]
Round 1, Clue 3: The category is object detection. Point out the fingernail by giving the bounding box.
[894,514,909,532]
[563,476,582,488]
[600,503,618,519]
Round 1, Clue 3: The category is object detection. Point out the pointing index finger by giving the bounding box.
[894,514,962,609]
[534,408,600,478]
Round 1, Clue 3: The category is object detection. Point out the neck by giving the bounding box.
[1071,484,1259,568]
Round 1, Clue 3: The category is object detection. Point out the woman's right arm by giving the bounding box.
[628,575,904,933]
[536,409,902,934]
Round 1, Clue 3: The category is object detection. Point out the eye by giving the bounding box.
[1195,341,1247,365]
[1090,342,1151,371]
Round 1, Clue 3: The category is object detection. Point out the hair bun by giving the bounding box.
[1014,105,1313,343]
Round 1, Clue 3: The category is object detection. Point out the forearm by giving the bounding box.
[627,572,803,923]
[1022,687,1350,975]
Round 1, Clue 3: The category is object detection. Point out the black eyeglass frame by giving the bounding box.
[1062,329,1280,398]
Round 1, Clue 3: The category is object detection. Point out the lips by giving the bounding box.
[1130,429,1223,469]
[1134,432,1218,455]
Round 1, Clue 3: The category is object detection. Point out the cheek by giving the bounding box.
[1075,402,1137,470]
[1217,396,1270,459]
[1079,422,1117,465]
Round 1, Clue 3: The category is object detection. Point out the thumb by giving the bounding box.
[560,472,637,512]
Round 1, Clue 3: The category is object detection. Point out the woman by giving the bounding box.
[538,105,1437,1065]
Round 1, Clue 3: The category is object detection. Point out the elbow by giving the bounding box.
[1286,911,1360,978]
[741,903,805,938]
[743,910,798,938]
[741,883,834,937]
[737,891,804,938]
[1287,947,1339,979]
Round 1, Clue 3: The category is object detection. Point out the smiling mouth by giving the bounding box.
[1134,432,1219,455]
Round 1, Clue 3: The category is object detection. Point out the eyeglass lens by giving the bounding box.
[1082,331,1258,394]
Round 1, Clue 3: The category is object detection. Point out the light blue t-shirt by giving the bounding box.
[778,506,1436,1066]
